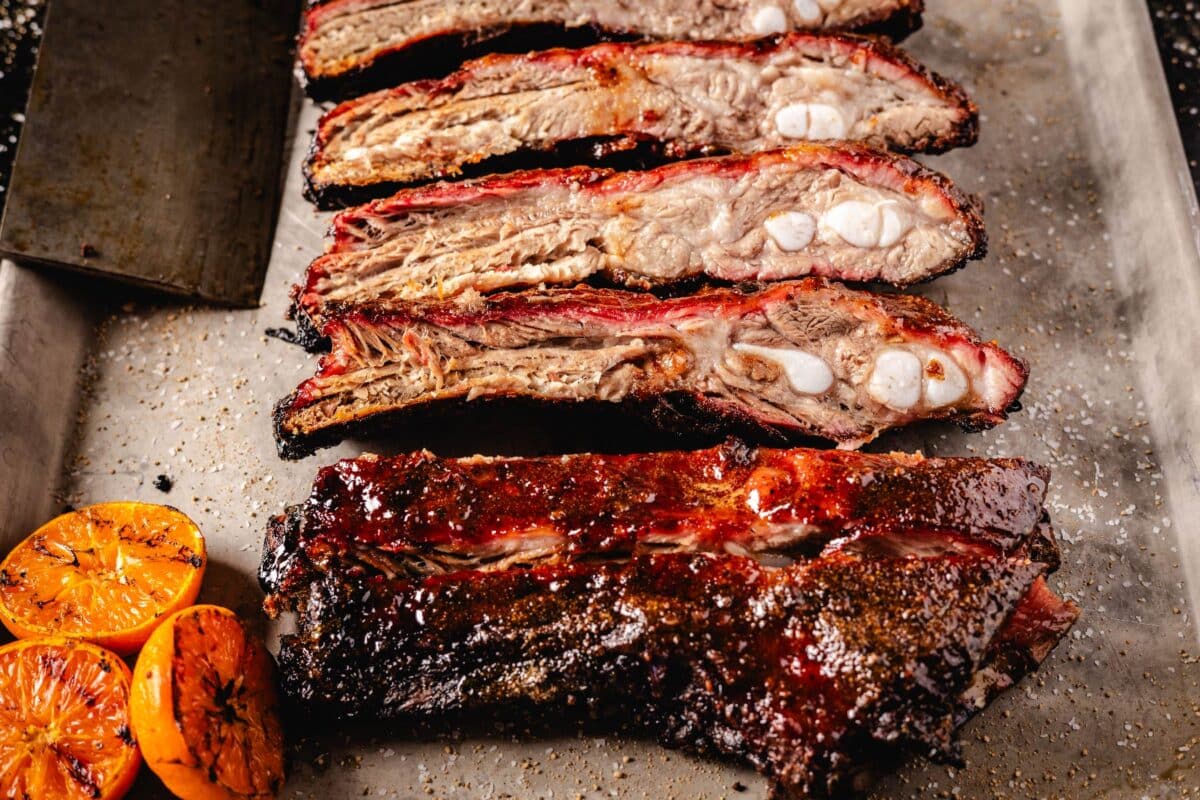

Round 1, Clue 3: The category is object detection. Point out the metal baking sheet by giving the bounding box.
[1,0,1198,797]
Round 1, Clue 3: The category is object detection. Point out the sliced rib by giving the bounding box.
[305,34,978,207]
[275,551,1076,797]
[273,280,1027,459]
[295,145,985,331]
[300,0,926,98]
[259,442,1054,605]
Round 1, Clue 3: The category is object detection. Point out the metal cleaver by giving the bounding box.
[0,0,301,307]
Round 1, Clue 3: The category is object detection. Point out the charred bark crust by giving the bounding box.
[271,385,1022,462]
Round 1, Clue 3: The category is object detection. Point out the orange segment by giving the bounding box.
[0,638,141,800]
[0,502,207,655]
[131,605,285,800]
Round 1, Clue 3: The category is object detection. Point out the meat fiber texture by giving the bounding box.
[294,145,986,330]
[273,280,1027,460]
[275,550,1077,798]
[304,34,978,207]
[300,0,926,98]
[259,442,1057,602]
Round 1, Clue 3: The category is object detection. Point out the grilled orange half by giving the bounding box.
[0,502,207,655]
[131,604,285,800]
[0,638,142,800]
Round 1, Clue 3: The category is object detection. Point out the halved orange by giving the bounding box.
[131,604,285,800]
[0,637,141,800]
[0,502,207,655]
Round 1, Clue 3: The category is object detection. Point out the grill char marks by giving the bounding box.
[258,443,1054,607]
[305,34,978,207]
[276,551,1072,798]
[300,1,926,99]
[273,280,1027,459]
[295,145,986,330]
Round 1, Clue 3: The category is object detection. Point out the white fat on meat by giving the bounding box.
[750,5,789,34]
[867,346,972,411]
[922,351,969,408]
[867,348,923,410]
[733,343,834,395]
[763,210,817,252]
[774,103,849,140]
[821,200,913,248]
[793,0,825,24]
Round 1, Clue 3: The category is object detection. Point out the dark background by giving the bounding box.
[0,2,1196,195]
[1152,1,1200,186]
[0,0,44,203]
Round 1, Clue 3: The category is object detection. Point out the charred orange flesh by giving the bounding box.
[131,604,284,800]
[0,502,207,655]
[0,638,141,800]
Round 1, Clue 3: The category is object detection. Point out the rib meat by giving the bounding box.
[305,35,977,207]
[296,145,986,330]
[300,0,925,98]
[273,280,1027,459]
[259,443,1055,606]
[274,551,1076,798]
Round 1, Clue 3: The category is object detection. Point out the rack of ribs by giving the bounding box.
[305,34,977,206]
[294,144,985,333]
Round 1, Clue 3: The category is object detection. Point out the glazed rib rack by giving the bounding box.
[262,444,1077,798]
[261,442,1056,597]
